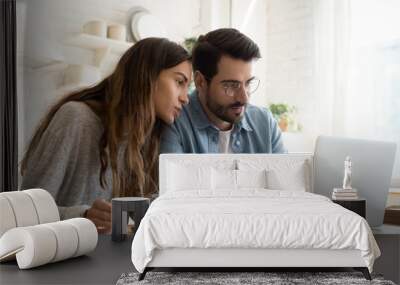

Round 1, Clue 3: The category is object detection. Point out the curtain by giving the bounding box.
[312,0,351,137]
[0,0,18,192]
[346,0,400,185]
[313,0,400,184]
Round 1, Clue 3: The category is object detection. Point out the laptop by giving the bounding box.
[313,135,397,227]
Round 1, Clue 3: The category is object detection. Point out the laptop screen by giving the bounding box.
[313,135,397,227]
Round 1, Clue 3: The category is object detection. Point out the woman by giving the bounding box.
[21,38,192,233]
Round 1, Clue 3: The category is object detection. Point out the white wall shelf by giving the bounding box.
[65,33,133,55]
[64,33,133,68]
[23,55,67,73]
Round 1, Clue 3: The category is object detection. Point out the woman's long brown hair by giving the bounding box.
[21,38,190,198]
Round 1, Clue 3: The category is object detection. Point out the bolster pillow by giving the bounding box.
[0,218,98,269]
[0,189,60,237]
[0,189,98,269]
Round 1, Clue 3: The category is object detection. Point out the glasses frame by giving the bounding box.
[203,74,260,97]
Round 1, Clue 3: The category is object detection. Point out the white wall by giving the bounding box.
[264,0,315,133]
[231,0,268,107]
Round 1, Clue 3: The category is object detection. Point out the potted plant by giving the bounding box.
[183,37,197,54]
[182,37,198,93]
[268,103,298,132]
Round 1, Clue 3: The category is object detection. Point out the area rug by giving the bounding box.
[116,271,396,285]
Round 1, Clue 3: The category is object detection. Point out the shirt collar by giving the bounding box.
[189,91,253,132]
[238,115,253,132]
[189,91,214,130]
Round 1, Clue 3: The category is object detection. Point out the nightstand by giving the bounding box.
[332,198,366,218]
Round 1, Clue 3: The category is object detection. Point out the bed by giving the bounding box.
[131,154,380,280]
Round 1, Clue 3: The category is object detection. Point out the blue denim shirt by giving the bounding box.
[160,92,286,154]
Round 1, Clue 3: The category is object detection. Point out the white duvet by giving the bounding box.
[131,190,380,273]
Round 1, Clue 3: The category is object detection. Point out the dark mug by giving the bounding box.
[111,197,150,242]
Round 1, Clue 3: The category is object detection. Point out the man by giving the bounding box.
[160,28,286,154]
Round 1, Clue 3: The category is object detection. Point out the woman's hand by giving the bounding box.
[85,198,112,234]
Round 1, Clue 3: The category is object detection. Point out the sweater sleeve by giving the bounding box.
[21,103,100,219]
[21,127,91,219]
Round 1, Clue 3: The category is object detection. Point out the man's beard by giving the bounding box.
[205,90,246,124]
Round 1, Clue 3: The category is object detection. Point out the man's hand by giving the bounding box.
[85,198,112,234]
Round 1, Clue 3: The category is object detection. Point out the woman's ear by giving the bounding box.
[194,71,207,93]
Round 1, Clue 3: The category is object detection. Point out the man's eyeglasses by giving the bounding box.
[204,75,260,97]
[220,78,260,97]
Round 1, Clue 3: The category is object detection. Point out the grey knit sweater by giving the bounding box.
[21,102,113,219]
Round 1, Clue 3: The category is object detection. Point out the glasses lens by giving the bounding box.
[247,78,260,94]
[222,79,260,96]
[223,82,239,97]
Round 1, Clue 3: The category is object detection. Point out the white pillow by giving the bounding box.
[167,162,212,191]
[266,161,308,191]
[212,168,237,190]
[236,169,267,189]
[211,169,268,190]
